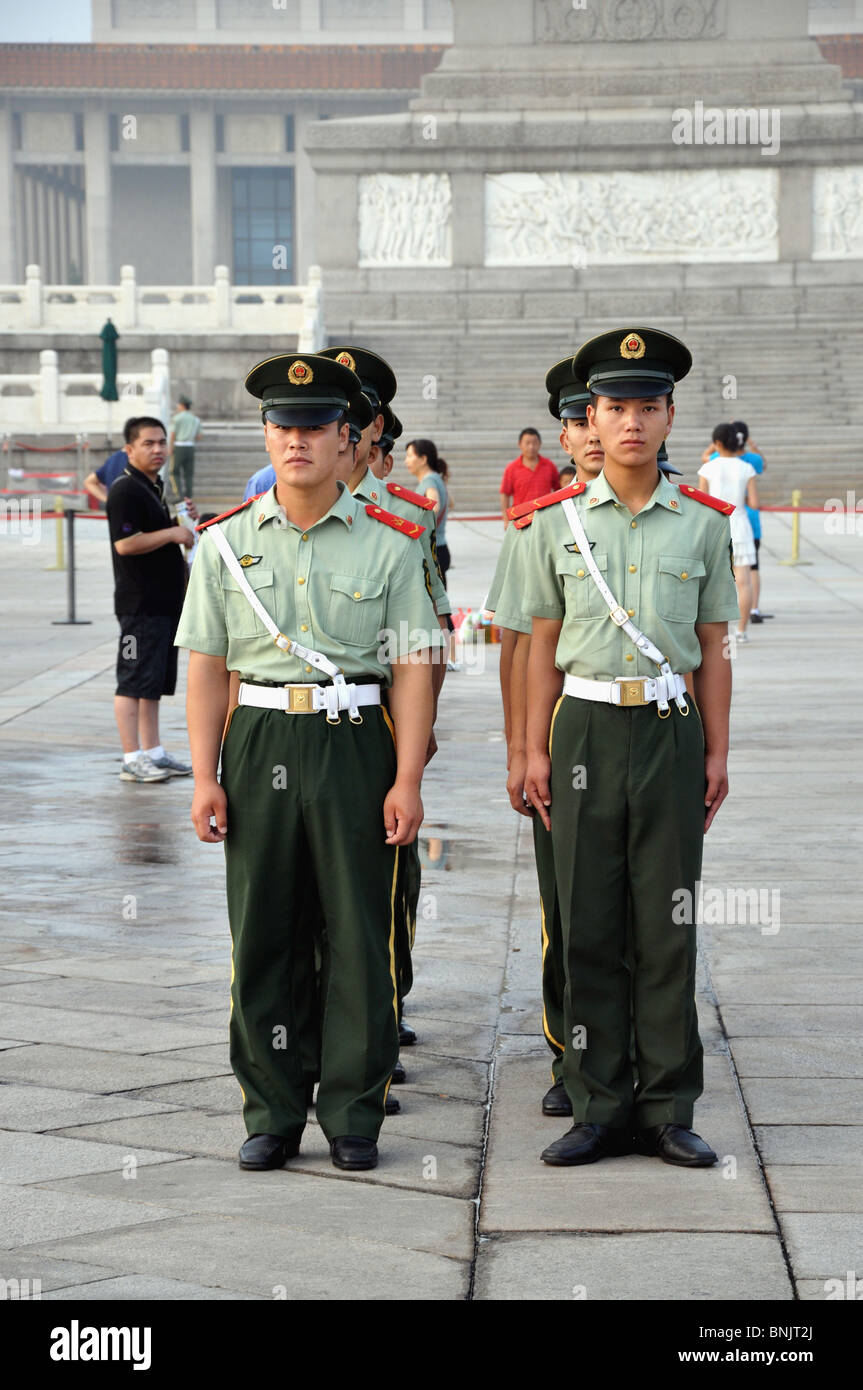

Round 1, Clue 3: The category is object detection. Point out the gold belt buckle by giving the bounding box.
[284,684,316,713]
[616,678,648,707]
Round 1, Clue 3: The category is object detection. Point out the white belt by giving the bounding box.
[239,681,381,723]
[563,672,689,712]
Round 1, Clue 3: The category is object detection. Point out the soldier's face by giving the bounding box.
[561,418,605,479]
[587,397,673,469]
[263,419,351,489]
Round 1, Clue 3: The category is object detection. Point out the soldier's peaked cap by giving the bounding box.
[245,352,363,428]
[545,358,591,421]
[378,402,404,454]
[574,328,692,399]
[346,391,375,444]
[319,346,397,411]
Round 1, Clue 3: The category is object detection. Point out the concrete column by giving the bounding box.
[40,349,60,425]
[779,167,815,262]
[294,103,317,279]
[450,171,485,268]
[300,0,321,31]
[196,0,218,28]
[0,109,18,282]
[189,105,218,284]
[453,0,533,46]
[83,105,111,283]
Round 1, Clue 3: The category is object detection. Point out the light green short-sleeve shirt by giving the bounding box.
[485,524,518,617]
[172,411,200,444]
[175,482,444,684]
[353,472,451,618]
[491,527,532,636]
[523,471,739,679]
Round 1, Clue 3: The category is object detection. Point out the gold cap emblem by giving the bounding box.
[620,332,646,360]
[288,360,313,386]
[336,351,356,371]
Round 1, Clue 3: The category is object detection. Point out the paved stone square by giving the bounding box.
[0,508,861,1301]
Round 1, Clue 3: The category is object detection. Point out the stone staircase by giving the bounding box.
[194,316,863,511]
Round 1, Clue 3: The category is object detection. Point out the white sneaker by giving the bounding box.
[735,631,749,644]
[119,753,171,783]
[149,750,193,777]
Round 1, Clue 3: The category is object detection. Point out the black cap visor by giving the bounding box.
[588,370,675,400]
[262,404,346,427]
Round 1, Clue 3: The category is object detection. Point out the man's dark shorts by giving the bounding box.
[116,615,178,699]
[752,537,760,572]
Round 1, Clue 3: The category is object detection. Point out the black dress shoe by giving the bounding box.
[637,1123,717,1167]
[385,1092,401,1116]
[541,1079,573,1117]
[540,1123,631,1166]
[390,1059,406,1084]
[331,1136,378,1170]
[398,1018,417,1047]
[238,1133,299,1171]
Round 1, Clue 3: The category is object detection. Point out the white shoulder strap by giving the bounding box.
[205,523,343,683]
[560,497,670,672]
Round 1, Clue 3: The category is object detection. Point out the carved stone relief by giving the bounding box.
[359,173,452,267]
[813,167,863,259]
[536,0,725,42]
[485,170,778,266]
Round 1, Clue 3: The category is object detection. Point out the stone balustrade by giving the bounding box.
[0,265,325,346]
[0,348,171,434]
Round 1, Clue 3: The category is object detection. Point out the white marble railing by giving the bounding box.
[0,265,325,346]
[0,348,171,433]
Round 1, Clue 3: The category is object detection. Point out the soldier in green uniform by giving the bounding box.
[322,348,451,1061]
[175,353,444,1173]
[522,329,739,1168]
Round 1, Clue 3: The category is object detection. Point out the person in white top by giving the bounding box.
[698,422,759,642]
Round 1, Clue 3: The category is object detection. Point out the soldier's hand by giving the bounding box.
[703,753,729,833]
[191,779,228,842]
[384,781,424,846]
[524,754,552,831]
[424,730,438,766]
[507,750,533,818]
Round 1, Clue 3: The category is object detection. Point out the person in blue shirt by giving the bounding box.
[242,462,276,502]
[84,418,139,504]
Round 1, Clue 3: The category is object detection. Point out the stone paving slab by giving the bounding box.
[723,1006,863,1037]
[0,1257,118,1293]
[766,1166,863,1212]
[0,1001,227,1053]
[17,1213,470,1300]
[32,1157,474,1263]
[0,1043,231,1091]
[0,1083,182,1132]
[755,1126,863,1165]
[0,977,220,1018]
[731,1038,863,1079]
[473,1233,793,1301]
[2,1185,176,1247]
[0,955,229,987]
[780,1215,863,1280]
[742,1079,863,1125]
[41,1275,266,1300]
[479,1050,774,1235]
[0,1130,183,1183]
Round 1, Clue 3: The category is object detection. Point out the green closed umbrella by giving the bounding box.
[99,318,119,401]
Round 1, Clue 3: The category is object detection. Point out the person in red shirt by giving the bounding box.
[501,429,560,525]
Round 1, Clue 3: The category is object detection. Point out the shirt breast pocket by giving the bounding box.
[220,567,275,639]
[560,552,609,621]
[657,556,706,623]
[326,574,386,647]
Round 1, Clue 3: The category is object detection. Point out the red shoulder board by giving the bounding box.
[196,496,258,532]
[509,481,585,522]
[365,504,425,539]
[513,513,535,530]
[386,482,436,512]
[678,485,735,516]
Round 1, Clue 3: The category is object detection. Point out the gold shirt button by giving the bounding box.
[298,577,305,585]
[631,521,637,529]
[305,665,312,673]
[577,569,585,579]
[300,624,309,633]
[625,654,634,662]
[627,608,635,618]
[629,564,637,574]
[681,571,688,580]
[301,533,308,542]
[354,590,362,599]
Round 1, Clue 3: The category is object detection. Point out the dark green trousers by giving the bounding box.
[549,697,705,1129]
[532,816,566,1082]
[221,704,400,1143]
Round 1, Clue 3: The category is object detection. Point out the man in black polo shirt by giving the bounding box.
[106,416,195,783]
